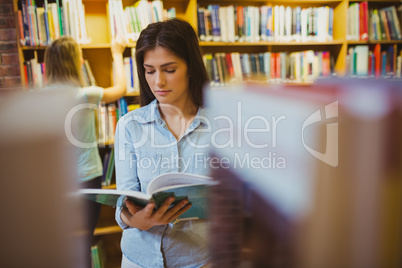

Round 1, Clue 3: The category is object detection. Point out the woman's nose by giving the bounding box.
[156,72,166,88]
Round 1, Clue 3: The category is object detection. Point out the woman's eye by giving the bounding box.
[146,70,155,74]
[165,69,176,73]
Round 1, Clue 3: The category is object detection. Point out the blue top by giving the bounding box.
[114,99,210,268]
[42,85,104,182]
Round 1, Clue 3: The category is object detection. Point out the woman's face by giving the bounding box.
[143,46,190,107]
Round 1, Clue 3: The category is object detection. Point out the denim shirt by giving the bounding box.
[114,99,211,268]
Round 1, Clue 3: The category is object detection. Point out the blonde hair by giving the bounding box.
[44,37,84,87]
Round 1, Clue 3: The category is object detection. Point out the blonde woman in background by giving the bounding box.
[44,35,127,267]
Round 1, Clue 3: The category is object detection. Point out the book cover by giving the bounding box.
[197,7,206,41]
[79,172,218,221]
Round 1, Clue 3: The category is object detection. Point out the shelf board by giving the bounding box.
[200,40,344,46]
[347,40,402,45]
[21,43,111,50]
[102,184,116,189]
[125,92,140,97]
[94,225,122,236]
[198,0,342,3]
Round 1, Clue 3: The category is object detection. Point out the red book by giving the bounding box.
[322,51,330,77]
[276,53,281,79]
[361,2,368,41]
[271,52,276,79]
[359,3,364,40]
[225,53,235,78]
[17,11,25,45]
[237,6,244,40]
[373,43,381,78]
[23,63,29,87]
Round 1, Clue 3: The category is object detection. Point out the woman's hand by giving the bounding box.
[111,34,127,56]
[121,197,192,231]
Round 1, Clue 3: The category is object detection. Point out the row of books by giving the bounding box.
[203,51,333,86]
[346,44,402,78]
[96,99,140,146]
[23,58,93,88]
[109,0,176,42]
[18,0,90,46]
[122,48,140,94]
[197,5,334,43]
[23,57,46,88]
[347,3,402,41]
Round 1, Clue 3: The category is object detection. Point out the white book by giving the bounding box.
[49,3,60,39]
[242,53,251,78]
[316,7,327,42]
[253,6,260,42]
[354,4,360,41]
[227,5,235,43]
[274,5,280,42]
[285,6,292,42]
[301,8,307,42]
[304,50,315,83]
[356,45,368,77]
[294,52,301,82]
[79,2,90,43]
[117,0,128,39]
[279,5,285,41]
[131,48,140,93]
[107,105,116,143]
[98,103,107,145]
[62,0,70,36]
[219,6,228,42]
[263,52,271,80]
[124,57,133,93]
[151,0,164,22]
[68,0,78,40]
[346,5,352,40]
[231,52,243,83]
[260,6,268,41]
[137,0,150,31]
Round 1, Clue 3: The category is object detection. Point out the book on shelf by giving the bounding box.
[109,0,175,42]
[91,240,105,268]
[79,172,218,222]
[18,0,90,46]
[203,50,333,85]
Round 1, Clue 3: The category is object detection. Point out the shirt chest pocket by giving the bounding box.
[136,154,162,190]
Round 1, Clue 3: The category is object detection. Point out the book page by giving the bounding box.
[147,172,214,194]
[78,188,151,207]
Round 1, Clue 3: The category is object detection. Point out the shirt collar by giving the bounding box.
[140,99,206,128]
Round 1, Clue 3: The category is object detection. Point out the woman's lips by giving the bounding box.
[155,90,171,96]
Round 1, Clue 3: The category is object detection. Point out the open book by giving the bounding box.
[79,172,217,221]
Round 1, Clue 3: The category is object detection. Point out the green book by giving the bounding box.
[56,0,63,36]
[79,172,217,223]
[104,148,114,186]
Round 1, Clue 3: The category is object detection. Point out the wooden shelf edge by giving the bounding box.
[102,184,116,189]
[94,225,122,236]
[125,92,140,97]
[347,40,402,45]
[199,40,344,46]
